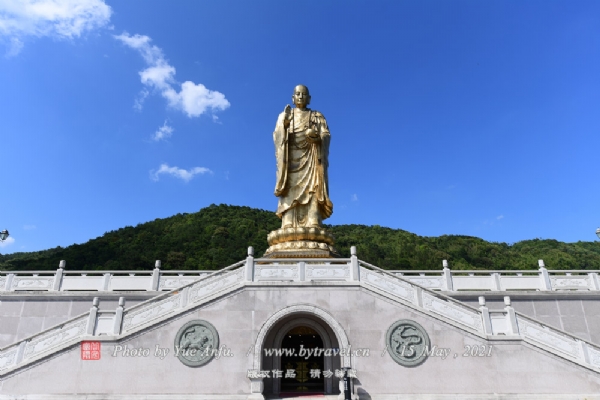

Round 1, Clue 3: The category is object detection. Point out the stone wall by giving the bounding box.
[1,286,600,398]
[0,295,147,348]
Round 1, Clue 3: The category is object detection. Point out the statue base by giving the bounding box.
[263,241,340,258]
[263,227,339,258]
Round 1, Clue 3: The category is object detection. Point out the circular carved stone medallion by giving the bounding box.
[385,320,430,367]
[174,320,219,367]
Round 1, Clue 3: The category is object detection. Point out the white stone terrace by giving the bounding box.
[1,247,600,377]
[2,258,599,293]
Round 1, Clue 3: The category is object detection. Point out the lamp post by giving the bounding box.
[0,230,9,242]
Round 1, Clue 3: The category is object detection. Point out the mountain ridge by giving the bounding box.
[2,204,599,271]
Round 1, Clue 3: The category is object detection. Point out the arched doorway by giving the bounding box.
[249,304,352,399]
[280,326,325,394]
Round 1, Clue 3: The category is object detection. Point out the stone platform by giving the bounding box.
[2,249,600,399]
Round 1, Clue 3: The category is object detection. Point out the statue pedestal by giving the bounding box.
[263,227,340,258]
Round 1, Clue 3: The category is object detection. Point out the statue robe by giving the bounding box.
[273,108,333,225]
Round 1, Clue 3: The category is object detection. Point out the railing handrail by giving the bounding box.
[388,269,600,274]
[62,270,154,275]
[254,258,351,263]
[358,259,483,314]
[0,270,210,275]
[0,271,57,275]
[152,270,210,274]
[497,304,600,353]
[118,259,246,315]
[3,255,600,376]
[0,259,247,353]
[3,268,600,276]
[360,258,600,370]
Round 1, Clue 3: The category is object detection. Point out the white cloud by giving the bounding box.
[166,81,229,118]
[152,121,173,141]
[23,224,36,230]
[5,36,22,57]
[0,236,15,248]
[351,194,358,202]
[134,88,149,111]
[140,63,175,89]
[150,163,212,182]
[496,215,504,220]
[114,32,230,118]
[0,0,112,56]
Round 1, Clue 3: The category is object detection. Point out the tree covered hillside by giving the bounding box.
[1,204,600,271]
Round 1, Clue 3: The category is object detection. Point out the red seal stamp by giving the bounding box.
[81,341,101,360]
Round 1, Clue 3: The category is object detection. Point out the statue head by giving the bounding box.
[292,85,311,109]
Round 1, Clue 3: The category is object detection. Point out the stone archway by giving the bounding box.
[248,304,351,400]
[271,317,333,394]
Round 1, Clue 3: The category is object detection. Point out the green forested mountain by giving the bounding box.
[1,204,600,271]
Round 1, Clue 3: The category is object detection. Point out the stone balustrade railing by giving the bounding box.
[389,259,600,292]
[2,247,600,377]
[2,257,599,292]
[483,296,600,367]
[0,260,212,292]
[356,256,600,372]
[0,259,246,375]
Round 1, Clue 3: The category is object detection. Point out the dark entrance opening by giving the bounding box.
[280,326,325,395]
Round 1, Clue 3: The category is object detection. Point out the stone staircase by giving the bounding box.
[1,247,600,377]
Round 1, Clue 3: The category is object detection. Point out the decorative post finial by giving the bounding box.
[479,295,493,334]
[59,260,66,269]
[113,297,126,335]
[248,246,254,257]
[442,260,453,291]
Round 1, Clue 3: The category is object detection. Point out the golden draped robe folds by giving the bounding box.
[273,108,333,226]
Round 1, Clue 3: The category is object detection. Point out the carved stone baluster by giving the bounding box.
[491,272,502,291]
[504,296,519,335]
[538,260,552,291]
[245,247,255,282]
[4,273,14,291]
[52,260,65,291]
[102,273,111,291]
[14,341,26,366]
[350,246,359,281]
[442,260,453,291]
[151,260,161,291]
[588,272,600,291]
[113,297,125,335]
[479,296,493,335]
[579,340,591,364]
[86,297,99,335]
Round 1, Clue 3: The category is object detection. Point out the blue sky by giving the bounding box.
[1,0,599,254]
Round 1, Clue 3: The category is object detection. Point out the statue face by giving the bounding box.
[292,85,310,109]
